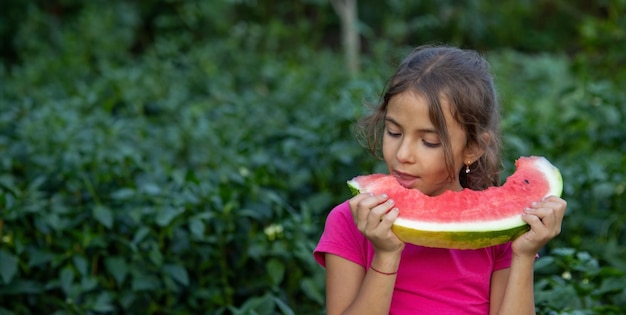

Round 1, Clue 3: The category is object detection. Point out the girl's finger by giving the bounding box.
[349,193,390,231]
[366,198,395,226]
[377,207,399,230]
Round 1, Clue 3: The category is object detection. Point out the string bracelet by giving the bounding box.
[370,264,398,276]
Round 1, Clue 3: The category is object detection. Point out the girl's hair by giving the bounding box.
[356,45,502,190]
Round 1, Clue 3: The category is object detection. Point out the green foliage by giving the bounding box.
[1,1,625,314]
[489,51,626,314]
[0,2,378,314]
[535,248,626,315]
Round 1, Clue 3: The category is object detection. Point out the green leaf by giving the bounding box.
[230,294,275,315]
[156,207,184,227]
[189,219,205,238]
[595,276,626,295]
[131,274,160,291]
[0,279,43,295]
[273,297,294,315]
[534,256,557,274]
[148,246,163,267]
[91,292,115,312]
[60,266,75,296]
[111,188,135,200]
[163,264,189,286]
[266,258,285,287]
[27,248,54,268]
[140,183,161,196]
[0,250,18,283]
[93,205,113,229]
[104,256,128,285]
[0,306,14,315]
[300,278,325,305]
[132,227,150,244]
[81,276,98,292]
[72,255,88,276]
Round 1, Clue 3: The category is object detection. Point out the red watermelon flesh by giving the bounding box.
[347,156,563,249]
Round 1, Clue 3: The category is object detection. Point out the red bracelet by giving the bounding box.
[370,265,398,275]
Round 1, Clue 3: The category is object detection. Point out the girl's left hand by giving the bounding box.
[513,195,567,256]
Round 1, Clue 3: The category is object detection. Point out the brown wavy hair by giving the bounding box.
[355,45,502,190]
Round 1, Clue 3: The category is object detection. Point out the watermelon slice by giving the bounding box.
[347,156,563,249]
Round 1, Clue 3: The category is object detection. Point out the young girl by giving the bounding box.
[313,45,567,315]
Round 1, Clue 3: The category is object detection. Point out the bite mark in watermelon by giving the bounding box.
[347,156,563,249]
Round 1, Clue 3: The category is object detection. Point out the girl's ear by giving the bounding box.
[464,132,490,163]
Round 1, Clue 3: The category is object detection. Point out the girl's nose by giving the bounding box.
[396,138,415,164]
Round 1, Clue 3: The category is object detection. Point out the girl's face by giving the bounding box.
[382,91,475,196]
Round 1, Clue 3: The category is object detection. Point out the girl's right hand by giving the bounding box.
[349,193,405,253]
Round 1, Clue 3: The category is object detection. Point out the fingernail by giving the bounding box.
[381,194,388,199]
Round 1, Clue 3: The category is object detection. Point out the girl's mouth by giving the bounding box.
[394,171,419,188]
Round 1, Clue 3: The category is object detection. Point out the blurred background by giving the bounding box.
[0,0,625,314]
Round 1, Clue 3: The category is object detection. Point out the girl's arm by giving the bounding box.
[489,196,567,315]
[325,193,404,315]
[325,251,401,315]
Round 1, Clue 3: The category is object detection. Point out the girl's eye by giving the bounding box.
[422,139,441,148]
[386,129,401,137]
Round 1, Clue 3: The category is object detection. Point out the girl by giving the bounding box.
[313,45,566,314]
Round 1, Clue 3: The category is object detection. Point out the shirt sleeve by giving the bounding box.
[313,201,368,268]
[492,242,513,271]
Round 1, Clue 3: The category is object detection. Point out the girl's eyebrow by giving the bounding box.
[384,117,400,126]
[384,117,438,134]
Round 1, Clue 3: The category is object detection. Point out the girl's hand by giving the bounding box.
[513,195,567,256]
[349,193,405,253]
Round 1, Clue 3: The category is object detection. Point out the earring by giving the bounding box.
[465,161,471,174]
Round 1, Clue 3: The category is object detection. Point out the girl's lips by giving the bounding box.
[393,171,418,188]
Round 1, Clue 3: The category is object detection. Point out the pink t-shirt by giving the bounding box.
[313,201,513,315]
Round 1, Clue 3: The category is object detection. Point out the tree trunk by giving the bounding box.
[331,0,360,78]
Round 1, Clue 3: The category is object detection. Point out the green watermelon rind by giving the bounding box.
[392,224,531,250]
[348,182,361,197]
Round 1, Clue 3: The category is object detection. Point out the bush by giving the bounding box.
[489,51,626,314]
[0,3,355,313]
[534,248,626,314]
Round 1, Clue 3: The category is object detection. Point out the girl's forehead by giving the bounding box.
[386,91,465,135]
[386,91,449,119]
[386,92,435,126]
[386,91,428,112]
